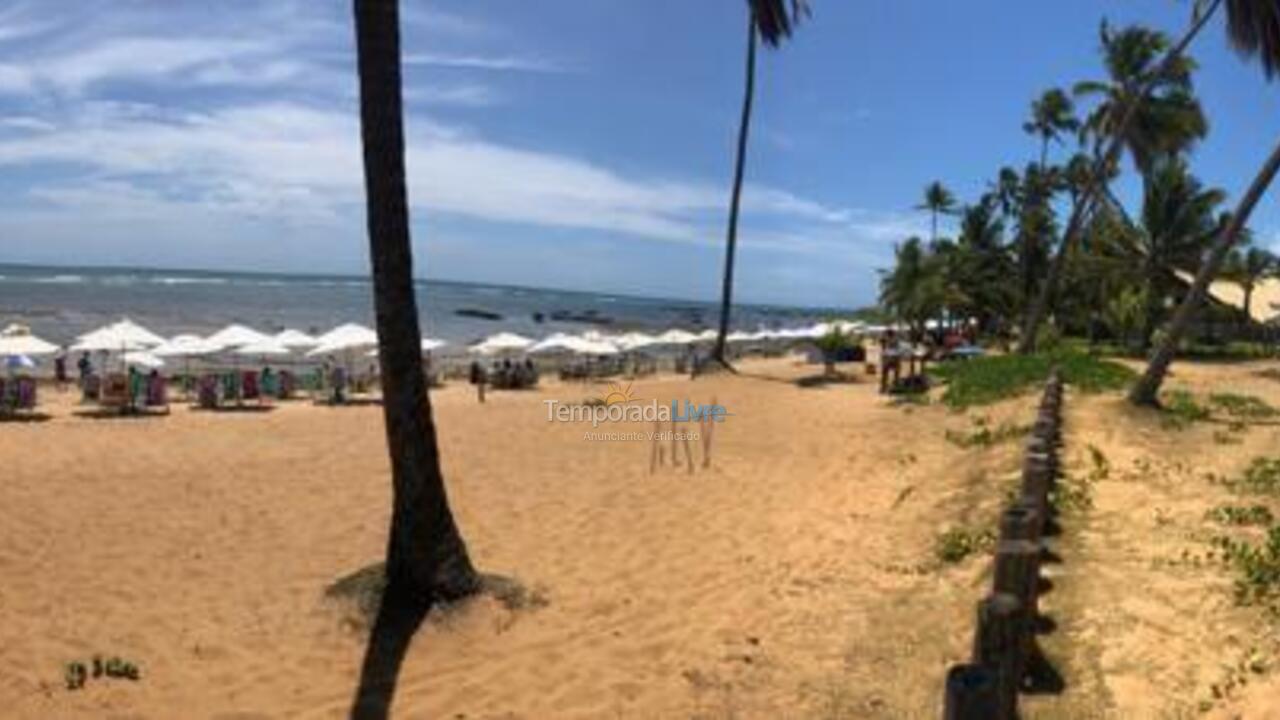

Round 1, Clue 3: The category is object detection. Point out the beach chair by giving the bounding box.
[197,374,219,409]
[242,371,260,403]
[145,375,169,414]
[221,372,240,404]
[16,377,36,412]
[99,373,130,414]
[81,373,101,401]
[278,370,295,399]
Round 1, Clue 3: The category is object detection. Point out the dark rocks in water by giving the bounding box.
[455,308,503,321]
[532,312,546,323]
[548,309,614,325]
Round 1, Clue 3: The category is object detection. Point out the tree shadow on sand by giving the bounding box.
[331,565,546,719]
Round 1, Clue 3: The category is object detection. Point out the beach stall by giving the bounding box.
[0,327,57,414]
[307,324,380,402]
[153,335,224,400]
[72,320,168,407]
[470,332,536,388]
[233,338,294,403]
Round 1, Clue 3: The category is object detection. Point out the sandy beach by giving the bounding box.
[2,355,1279,718]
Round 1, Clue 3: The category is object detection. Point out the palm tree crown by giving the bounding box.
[751,0,810,45]
[1075,23,1208,175]
[1024,87,1080,167]
[916,180,957,242]
[1225,0,1280,78]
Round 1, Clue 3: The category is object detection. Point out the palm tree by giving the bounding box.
[1018,2,1224,352]
[880,237,945,336]
[352,0,479,606]
[1023,87,1080,170]
[1224,242,1273,321]
[988,166,1023,223]
[916,181,957,243]
[1074,23,1208,176]
[1130,0,1280,405]
[712,0,807,369]
[1125,157,1224,349]
[951,198,1016,334]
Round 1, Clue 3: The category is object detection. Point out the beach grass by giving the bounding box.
[930,351,1134,409]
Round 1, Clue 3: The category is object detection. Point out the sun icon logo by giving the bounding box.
[600,381,637,406]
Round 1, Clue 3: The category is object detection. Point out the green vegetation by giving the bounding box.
[930,351,1133,408]
[943,417,1030,448]
[1225,457,1280,496]
[1206,504,1275,527]
[1160,389,1211,429]
[873,3,1280,408]
[934,527,996,565]
[1211,526,1280,607]
[1209,392,1278,419]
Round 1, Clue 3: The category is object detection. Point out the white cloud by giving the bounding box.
[403,53,567,73]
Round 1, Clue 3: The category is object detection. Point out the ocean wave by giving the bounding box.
[152,276,229,285]
[33,274,85,284]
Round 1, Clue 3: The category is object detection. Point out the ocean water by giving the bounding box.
[0,264,837,349]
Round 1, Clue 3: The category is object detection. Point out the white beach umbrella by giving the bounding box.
[655,328,699,345]
[366,337,449,357]
[573,337,619,355]
[234,338,293,357]
[274,328,319,348]
[314,323,377,347]
[527,333,578,354]
[612,331,659,351]
[121,351,164,369]
[307,323,379,357]
[469,331,534,355]
[0,330,58,356]
[206,323,271,349]
[75,318,165,351]
[153,335,223,357]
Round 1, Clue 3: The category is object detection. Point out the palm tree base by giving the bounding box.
[699,356,737,376]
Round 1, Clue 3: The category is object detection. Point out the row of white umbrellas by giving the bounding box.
[0,317,876,368]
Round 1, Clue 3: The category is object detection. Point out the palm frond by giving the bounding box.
[1225,0,1280,79]
[749,0,809,47]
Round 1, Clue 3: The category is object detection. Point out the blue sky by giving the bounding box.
[0,0,1275,308]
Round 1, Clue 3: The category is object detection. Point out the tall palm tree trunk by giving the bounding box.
[713,10,758,368]
[353,0,479,601]
[1130,136,1280,405]
[1018,0,1222,353]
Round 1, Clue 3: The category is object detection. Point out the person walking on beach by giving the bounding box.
[879,330,901,394]
[469,359,487,403]
[54,347,68,392]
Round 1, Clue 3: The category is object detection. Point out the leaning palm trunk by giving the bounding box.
[713,10,758,369]
[1018,0,1222,353]
[1129,137,1280,405]
[353,0,479,601]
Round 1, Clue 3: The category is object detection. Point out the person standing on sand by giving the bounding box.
[469,359,487,403]
[879,330,901,394]
[54,347,68,392]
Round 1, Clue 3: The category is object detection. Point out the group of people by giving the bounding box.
[468,358,539,402]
